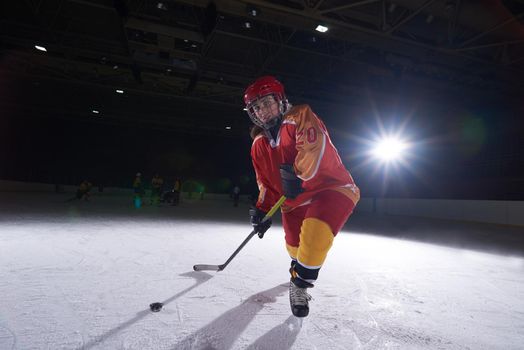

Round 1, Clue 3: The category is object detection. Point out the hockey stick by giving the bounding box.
[193,195,286,272]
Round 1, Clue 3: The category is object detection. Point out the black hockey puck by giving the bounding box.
[149,302,163,312]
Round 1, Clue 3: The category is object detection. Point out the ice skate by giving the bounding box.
[289,277,313,318]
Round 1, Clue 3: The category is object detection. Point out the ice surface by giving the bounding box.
[0,193,523,349]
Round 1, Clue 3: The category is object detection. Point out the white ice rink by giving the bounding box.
[1,193,523,349]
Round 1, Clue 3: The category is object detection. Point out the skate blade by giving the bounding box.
[193,264,222,272]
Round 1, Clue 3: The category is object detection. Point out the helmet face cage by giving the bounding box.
[245,93,288,129]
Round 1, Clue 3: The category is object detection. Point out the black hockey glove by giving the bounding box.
[249,207,272,238]
[280,164,303,199]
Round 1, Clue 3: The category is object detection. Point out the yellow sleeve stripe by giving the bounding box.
[258,185,266,203]
[333,185,361,206]
[296,130,326,182]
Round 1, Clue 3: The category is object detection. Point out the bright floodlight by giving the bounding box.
[315,25,328,33]
[116,89,124,94]
[372,137,408,162]
[35,45,47,52]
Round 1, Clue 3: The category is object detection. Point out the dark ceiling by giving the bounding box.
[2,0,524,135]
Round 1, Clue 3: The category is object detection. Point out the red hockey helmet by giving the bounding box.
[243,76,289,128]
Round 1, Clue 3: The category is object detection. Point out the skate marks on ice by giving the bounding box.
[172,283,297,350]
[299,274,461,350]
[77,271,212,350]
[0,325,17,350]
[157,272,213,307]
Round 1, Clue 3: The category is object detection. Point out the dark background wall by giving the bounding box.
[1,87,522,200]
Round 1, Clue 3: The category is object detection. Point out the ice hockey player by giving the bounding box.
[244,76,360,317]
[232,185,240,207]
[75,180,92,201]
[150,174,164,205]
[172,178,182,206]
[133,172,144,208]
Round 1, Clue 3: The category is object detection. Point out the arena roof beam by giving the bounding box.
[456,39,524,52]
[126,17,205,43]
[202,0,517,71]
[318,0,381,15]
[459,11,524,47]
[386,0,437,34]
[312,0,325,11]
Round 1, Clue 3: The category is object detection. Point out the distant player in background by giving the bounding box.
[133,173,144,208]
[244,76,360,317]
[172,178,182,206]
[232,185,240,207]
[74,180,92,201]
[150,174,164,205]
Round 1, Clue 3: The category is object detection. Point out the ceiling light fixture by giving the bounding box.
[246,5,259,17]
[315,25,328,33]
[35,45,47,52]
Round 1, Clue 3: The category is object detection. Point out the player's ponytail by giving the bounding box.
[250,125,264,139]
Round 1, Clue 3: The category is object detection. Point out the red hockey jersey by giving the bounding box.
[251,104,359,213]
